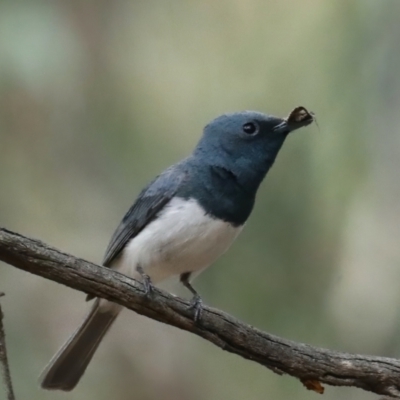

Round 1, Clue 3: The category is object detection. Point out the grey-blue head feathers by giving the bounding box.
[194,111,289,183]
[193,111,292,191]
[176,111,301,225]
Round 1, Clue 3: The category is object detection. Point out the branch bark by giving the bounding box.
[0,293,16,400]
[0,227,400,398]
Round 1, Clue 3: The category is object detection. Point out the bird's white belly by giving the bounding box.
[113,197,242,283]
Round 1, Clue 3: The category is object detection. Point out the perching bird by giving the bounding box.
[40,107,314,391]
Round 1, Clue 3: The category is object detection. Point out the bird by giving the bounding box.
[40,107,314,391]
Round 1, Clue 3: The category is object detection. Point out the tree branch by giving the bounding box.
[0,227,400,398]
[0,293,16,400]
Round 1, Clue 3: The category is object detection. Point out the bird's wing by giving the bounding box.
[102,166,187,268]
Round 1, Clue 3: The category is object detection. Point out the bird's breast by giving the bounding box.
[117,197,243,283]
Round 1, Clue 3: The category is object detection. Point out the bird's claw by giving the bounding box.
[141,273,154,296]
[188,294,203,322]
[137,266,154,296]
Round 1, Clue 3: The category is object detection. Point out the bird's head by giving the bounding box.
[193,108,314,190]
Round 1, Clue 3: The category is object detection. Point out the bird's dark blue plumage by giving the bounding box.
[185,114,290,224]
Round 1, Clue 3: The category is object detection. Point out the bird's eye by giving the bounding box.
[242,122,258,135]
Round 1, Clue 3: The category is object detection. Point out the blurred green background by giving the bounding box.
[1,1,400,399]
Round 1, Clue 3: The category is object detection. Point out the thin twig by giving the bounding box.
[1,227,400,398]
[0,292,16,400]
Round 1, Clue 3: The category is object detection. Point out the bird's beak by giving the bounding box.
[273,106,315,133]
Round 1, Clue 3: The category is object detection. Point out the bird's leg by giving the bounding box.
[180,272,203,322]
[136,265,154,296]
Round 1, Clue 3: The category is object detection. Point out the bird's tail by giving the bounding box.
[40,298,120,391]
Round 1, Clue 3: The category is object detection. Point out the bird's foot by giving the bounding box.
[188,294,203,322]
[137,266,154,296]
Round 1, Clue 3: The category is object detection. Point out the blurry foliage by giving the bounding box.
[1,1,400,400]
